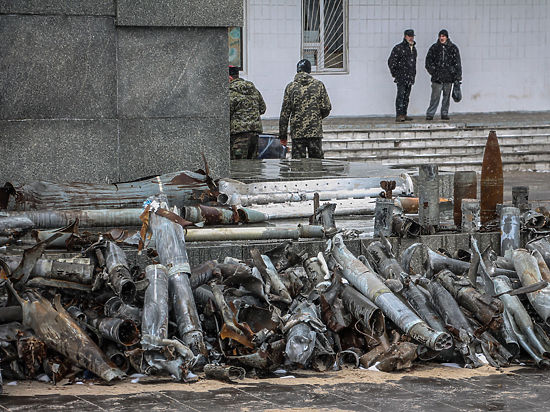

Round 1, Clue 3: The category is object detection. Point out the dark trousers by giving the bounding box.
[426,82,452,117]
[395,82,412,116]
[230,132,258,160]
[291,137,324,159]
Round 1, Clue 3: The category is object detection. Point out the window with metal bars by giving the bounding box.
[302,0,348,73]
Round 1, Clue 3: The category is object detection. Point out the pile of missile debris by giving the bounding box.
[2,131,550,392]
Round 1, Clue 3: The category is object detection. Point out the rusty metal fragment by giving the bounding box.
[1,170,215,211]
[204,364,245,382]
[8,286,124,381]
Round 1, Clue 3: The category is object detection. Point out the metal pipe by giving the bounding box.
[89,317,140,346]
[418,164,440,233]
[0,216,34,235]
[183,225,325,242]
[374,198,393,237]
[204,364,246,382]
[522,210,546,229]
[2,170,212,211]
[492,275,550,366]
[141,264,169,350]
[453,171,477,227]
[105,344,131,374]
[461,199,480,233]
[148,196,206,357]
[500,206,521,256]
[512,249,550,327]
[1,255,94,284]
[427,248,516,278]
[105,241,136,303]
[3,209,142,228]
[331,235,452,351]
[104,296,142,324]
[184,205,238,225]
[219,187,400,207]
[435,269,503,331]
[340,284,385,336]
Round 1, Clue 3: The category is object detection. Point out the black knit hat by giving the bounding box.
[439,29,449,37]
[404,29,415,37]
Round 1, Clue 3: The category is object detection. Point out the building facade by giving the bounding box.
[243,0,550,118]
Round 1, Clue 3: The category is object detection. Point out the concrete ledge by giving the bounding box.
[116,0,242,27]
[0,0,115,16]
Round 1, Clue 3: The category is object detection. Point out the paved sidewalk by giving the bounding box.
[263,111,550,132]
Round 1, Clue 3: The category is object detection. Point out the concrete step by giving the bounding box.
[324,139,550,152]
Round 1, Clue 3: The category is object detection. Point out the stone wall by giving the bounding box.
[0,0,242,184]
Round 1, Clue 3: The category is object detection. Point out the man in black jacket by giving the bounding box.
[425,29,462,120]
[388,29,417,122]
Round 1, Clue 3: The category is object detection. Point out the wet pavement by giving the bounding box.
[2,367,550,411]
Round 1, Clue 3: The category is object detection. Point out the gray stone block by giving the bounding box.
[116,0,242,27]
[0,120,118,184]
[117,27,228,119]
[188,243,243,267]
[0,0,115,15]
[0,15,116,120]
[118,117,230,181]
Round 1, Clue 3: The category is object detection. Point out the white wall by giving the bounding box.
[245,0,550,118]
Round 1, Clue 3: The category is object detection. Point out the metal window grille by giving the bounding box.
[302,0,348,73]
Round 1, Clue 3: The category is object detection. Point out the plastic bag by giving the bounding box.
[452,81,462,103]
[258,134,287,159]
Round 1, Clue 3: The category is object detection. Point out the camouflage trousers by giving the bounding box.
[291,137,324,159]
[230,132,259,160]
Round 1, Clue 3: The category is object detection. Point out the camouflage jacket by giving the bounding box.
[230,78,266,135]
[279,73,331,140]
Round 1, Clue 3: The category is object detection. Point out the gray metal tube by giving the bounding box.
[149,197,206,356]
[3,209,142,228]
[500,206,521,257]
[512,249,550,327]
[105,241,136,303]
[104,296,142,324]
[141,264,169,350]
[331,235,452,351]
[418,165,440,232]
[493,276,550,358]
[461,199,480,233]
[374,198,393,237]
[341,284,385,336]
[527,237,550,269]
[0,216,34,235]
[285,301,319,365]
[2,255,94,284]
[427,248,516,278]
[183,225,324,242]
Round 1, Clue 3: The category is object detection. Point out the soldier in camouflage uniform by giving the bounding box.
[229,66,266,159]
[279,59,332,159]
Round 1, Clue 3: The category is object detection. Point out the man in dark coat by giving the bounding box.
[388,29,417,122]
[425,29,462,120]
[279,59,332,159]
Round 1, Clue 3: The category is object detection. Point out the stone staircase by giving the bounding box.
[321,124,550,172]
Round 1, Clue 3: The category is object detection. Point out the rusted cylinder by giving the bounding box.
[90,317,140,346]
[512,186,529,213]
[461,199,480,233]
[453,171,477,227]
[374,198,393,237]
[418,165,440,232]
[480,131,504,225]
